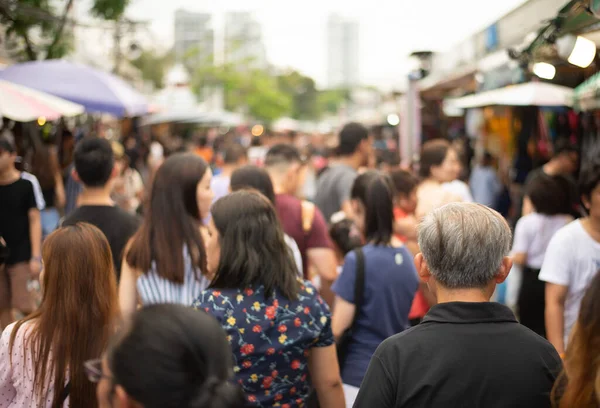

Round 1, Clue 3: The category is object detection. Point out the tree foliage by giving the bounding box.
[0,0,129,61]
[130,50,173,90]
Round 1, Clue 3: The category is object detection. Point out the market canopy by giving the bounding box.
[573,71,600,111]
[447,82,574,109]
[0,60,148,117]
[0,80,84,122]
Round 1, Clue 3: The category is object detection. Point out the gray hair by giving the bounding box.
[417,203,512,289]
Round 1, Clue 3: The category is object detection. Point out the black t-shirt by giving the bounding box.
[0,178,38,265]
[354,302,562,408]
[62,205,141,279]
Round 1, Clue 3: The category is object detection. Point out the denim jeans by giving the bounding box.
[41,207,60,240]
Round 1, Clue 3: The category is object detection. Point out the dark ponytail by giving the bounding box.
[109,304,245,408]
[351,171,395,245]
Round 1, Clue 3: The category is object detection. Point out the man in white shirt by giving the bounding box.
[540,163,600,355]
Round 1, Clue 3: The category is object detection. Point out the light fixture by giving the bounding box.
[556,35,596,68]
[251,124,264,137]
[387,113,400,126]
[37,116,46,126]
[532,62,556,80]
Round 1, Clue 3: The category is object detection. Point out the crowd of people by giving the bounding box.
[0,121,599,408]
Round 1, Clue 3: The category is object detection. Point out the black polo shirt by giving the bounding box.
[354,302,562,408]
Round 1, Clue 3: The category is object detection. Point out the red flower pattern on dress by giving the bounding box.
[192,283,333,407]
[265,306,276,320]
[240,343,255,355]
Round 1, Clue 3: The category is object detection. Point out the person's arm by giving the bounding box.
[338,172,357,219]
[331,296,355,341]
[545,283,568,355]
[307,248,337,306]
[393,215,418,240]
[353,354,396,407]
[50,146,66,209]
[511,217,532,267]
[0,326,17,402]
[539,232,571,355]
[307,345,345,408]
[119,248,139,321]
[28,208,42,277]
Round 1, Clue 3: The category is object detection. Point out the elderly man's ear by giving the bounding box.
[414,253,431,283]
[495,256,513,284]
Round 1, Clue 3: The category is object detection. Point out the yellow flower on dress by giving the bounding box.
[239,328,245,334]
[250,374,258,382]
[278,334,287,344]
[305,287,313,294]
[233,366,240,373]
[252,301,261,311]
[227,316,236,326]
[236,294,244,303]
[320,316,327,325]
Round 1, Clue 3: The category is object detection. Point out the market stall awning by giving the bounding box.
[0,60,148,117]
[573,71,600,111]
[446,82,574,109]
[0,80,84,122]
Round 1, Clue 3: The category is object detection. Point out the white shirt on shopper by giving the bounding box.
[442,180,473,203]
[539,219,600,346]
[512,213,572,269]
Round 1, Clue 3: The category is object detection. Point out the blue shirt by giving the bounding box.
[193,282,333,408]
[469,165,501,208]
[332,244,419,387]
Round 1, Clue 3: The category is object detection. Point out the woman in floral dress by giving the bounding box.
[193,190,344,408]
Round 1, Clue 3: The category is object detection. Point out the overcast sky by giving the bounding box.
[119,0,529,88]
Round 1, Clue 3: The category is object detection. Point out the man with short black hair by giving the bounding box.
[314,122,372,222]
[265,144,337,305]
[355,203,561,408]
[62,138,140,278]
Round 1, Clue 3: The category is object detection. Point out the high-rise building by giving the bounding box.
[327,15,359,88]
[174,9,214,65]
[224,12,267,69]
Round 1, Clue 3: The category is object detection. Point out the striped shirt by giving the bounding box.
[20,172,45,210]
[137,249,210,306]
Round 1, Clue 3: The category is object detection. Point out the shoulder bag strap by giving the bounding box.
[350,248,365,329]
[59,381,71,406]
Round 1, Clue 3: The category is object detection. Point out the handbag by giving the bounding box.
[336,247,365,370]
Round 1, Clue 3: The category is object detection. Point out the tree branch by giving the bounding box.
[22,31,37,61]
[45,0,74,59]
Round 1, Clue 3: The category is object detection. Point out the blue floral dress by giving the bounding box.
[192,281,333,408]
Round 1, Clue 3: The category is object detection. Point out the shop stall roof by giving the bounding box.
[446,82,574,109]
[573,70,600,110]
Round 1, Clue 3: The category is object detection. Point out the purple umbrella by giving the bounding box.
[0,60,148,117]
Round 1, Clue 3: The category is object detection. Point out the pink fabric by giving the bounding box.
[0,322,69,408]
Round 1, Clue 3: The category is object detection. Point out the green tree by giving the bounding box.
[130,50,173,90]
[0,0,130,61]
[316,88,351,118]
[277,70,318,120]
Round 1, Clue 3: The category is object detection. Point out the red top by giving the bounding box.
[394,207,430,320]
[275,194,333,278]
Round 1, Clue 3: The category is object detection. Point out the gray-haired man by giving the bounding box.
[354,203,561,408]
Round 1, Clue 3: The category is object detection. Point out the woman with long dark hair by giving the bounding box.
[331,171,419,407]
[0,223,120,407]
[93,304,245,408]
[229,164,303,275]
[193,191,344,408]
[552,271,600,407]
[119,153,213,320]
[30,136,65,239]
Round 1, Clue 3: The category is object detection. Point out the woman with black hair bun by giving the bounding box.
[92,304,245,408]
